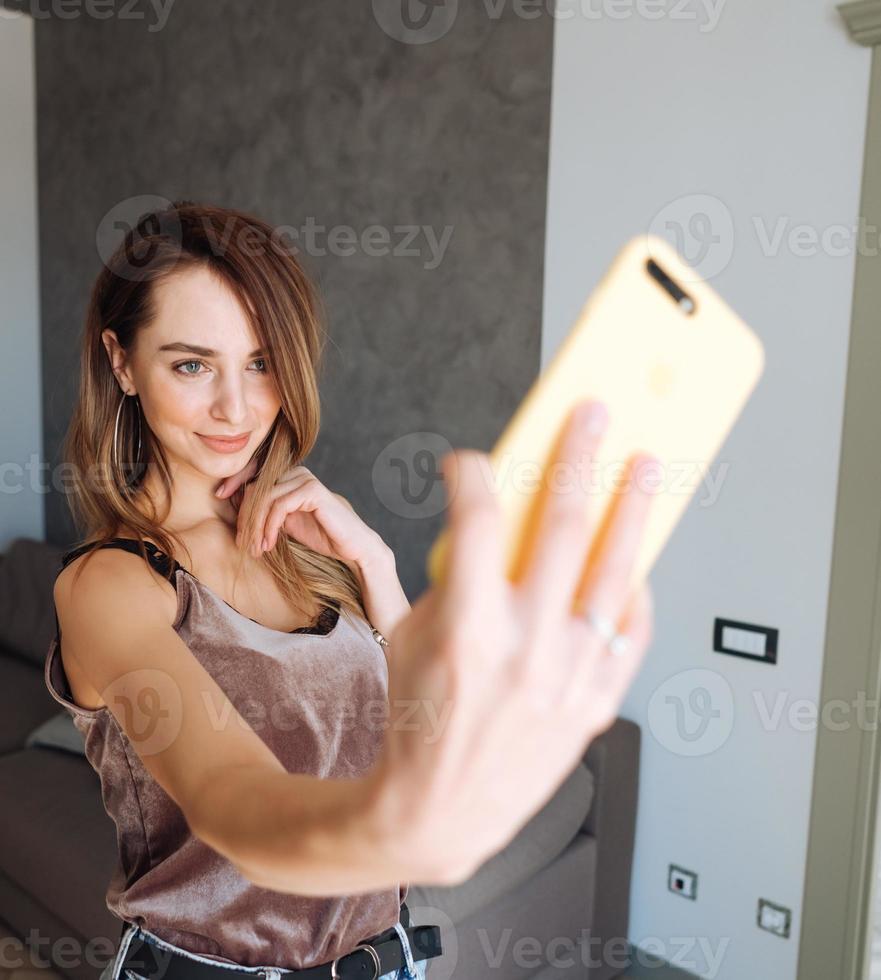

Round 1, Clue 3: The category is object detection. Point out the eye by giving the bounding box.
[173,359,205,376]
[172,358,268,377]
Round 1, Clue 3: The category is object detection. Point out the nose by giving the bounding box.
[210,371,250,428]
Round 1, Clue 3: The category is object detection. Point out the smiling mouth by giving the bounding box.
[197,432,251,452]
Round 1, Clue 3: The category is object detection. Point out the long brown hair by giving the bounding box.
[62,199,366,621]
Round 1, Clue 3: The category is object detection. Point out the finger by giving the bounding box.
[439,450,507,628]
[247,473,312,555]
[585,580,653,698]
[261,487,309,554]
[216,455,259,498]
[572,453,659,630]
[514,399,609,632]
[259,499,287,555]
[565,580,654,717]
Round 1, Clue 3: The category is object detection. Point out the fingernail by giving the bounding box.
[215,483,225,496]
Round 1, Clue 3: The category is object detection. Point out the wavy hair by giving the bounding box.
[61,199,366,622]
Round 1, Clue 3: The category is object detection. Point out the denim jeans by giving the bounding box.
[102,919,428,980]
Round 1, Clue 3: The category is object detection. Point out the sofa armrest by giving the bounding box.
[580,717,641,973]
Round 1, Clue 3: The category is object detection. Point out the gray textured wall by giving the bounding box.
[28,0,553,596]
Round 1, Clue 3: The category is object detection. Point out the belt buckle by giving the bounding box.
[330,942,381,980]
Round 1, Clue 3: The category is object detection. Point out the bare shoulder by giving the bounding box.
[55,545,178,622]
[54,546,179,710]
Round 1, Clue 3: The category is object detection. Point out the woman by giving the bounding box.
[47,201,656,980]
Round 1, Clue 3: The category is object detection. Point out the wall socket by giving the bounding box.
[668,864,698,900]
[757,899,791,938]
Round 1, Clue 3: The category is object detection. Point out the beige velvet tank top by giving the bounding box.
[44,537,408,970]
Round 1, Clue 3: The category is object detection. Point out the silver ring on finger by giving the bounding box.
[607,632,633,657]
[584,608,632,657]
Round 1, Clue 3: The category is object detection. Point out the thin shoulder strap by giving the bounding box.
[59,537,182,584]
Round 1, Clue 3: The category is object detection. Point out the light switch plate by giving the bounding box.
[714,617,778,664]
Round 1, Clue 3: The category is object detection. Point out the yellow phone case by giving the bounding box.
[425,234,766,593]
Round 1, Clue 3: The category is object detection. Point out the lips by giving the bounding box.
[197,432,250,454]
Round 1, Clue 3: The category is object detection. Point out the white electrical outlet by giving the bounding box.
[758,899,791,938]
[668,864,698,900]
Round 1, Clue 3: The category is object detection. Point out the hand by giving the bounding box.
[362,399,658,886]
[215,457,387,566]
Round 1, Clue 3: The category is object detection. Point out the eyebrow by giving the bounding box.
[158,342,266,358]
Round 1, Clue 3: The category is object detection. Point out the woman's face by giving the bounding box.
[102,265,282,481]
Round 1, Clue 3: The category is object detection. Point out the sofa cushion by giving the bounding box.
[25,708,86,756]
[0,748,117,943]
[409,834,599,976]
[0,537,65,666]
[412,759,595,925]
[0,651,60,754]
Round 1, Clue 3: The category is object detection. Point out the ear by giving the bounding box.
[101,328,136,395]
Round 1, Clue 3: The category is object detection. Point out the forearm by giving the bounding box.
[353,543,411,641]
[190,763,415,895]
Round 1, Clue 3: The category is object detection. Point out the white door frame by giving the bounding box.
[799,4,881,978]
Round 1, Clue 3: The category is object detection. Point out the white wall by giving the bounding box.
[0,11,43,549]
[543,2,870,978]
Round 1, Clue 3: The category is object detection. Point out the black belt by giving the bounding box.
[116,903,443,980]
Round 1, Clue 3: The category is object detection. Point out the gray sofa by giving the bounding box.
[0,536,641,980]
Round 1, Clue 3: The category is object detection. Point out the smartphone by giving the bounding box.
[425,234,766,594]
